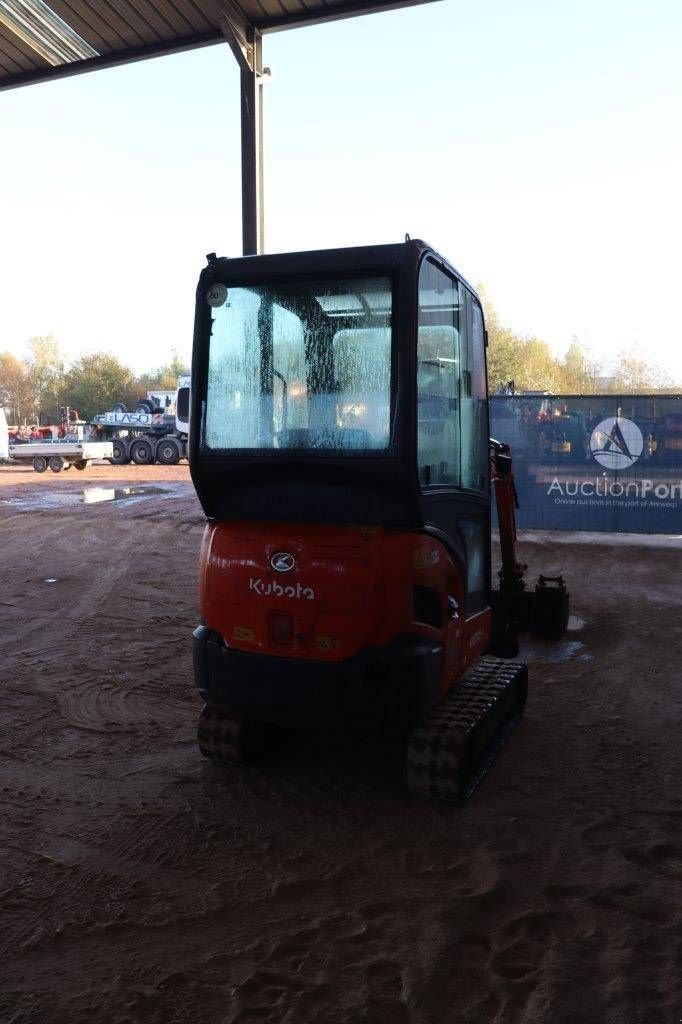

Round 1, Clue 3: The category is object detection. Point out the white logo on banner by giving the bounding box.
[590,416,643,470]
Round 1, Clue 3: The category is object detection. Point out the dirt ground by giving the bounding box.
[0,463,680,1024]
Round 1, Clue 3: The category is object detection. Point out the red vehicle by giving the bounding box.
[190,241,567,800]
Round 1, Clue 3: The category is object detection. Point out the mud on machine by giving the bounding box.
[189,240,568,800]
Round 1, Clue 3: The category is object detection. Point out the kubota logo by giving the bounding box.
[270,551,296,572]
[590,416,643,470]
[249,578,315,600]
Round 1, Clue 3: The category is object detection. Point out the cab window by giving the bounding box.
[417,259,460,487]
[203,276,393,453]
[461,290,490,493]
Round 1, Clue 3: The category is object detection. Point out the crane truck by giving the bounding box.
[189,241,568,801]
[90,376,190,465]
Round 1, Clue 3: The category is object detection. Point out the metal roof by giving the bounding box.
[0,0,436,91]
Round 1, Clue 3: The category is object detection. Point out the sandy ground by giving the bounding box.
[0,463,680,1024]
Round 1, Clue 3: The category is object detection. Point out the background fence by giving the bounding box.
[490,394,682,533]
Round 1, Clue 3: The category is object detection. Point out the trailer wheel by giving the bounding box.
[33,455,48,473]
[130,438,154,465]
[49,456,65,473]
[109,439,130,465]
[111,402,127,413]
[134,400,154,414]
[156,438,180,465]
[73,460,89,470]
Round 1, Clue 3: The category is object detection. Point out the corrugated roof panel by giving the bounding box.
[47,0,139,50]
[0,0,98,64]
[0,32,40,69]
[0,21,48,65]
[189,0,225,23]
[0,0,437,90]
[102,0,169,42]
[115,0,180,39]
[248,0,286,18]
[164,0,214,33]
[99,0,166,41]
[279,0,309,14]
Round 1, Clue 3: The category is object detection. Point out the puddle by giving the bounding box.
[520,637,587,664]
[43,577,58,584]
[82,486,166,504]
[1,485,184,510]
[520,614,588,662]
[38,837,97,866]
[567,615,586,631]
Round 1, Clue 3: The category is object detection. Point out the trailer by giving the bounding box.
[9,440,113,473]
[90,375,190,466]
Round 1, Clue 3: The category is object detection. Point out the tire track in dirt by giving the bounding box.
[2,481,681,1024]
[3,497,200,741]
[4,518,140,657]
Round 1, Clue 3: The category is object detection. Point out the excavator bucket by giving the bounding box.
[532,575,570,637]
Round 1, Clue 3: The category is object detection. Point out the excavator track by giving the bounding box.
[197,704,245,762]
[197,704,286,763]
[407,657,528,802]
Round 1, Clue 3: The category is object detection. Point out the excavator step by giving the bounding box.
[407,657,528,802]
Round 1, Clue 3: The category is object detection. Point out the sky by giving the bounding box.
[1,0,681,381]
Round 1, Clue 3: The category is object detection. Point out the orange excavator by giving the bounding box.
[189,240,568,800]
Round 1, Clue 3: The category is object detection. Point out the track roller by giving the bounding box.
[407,657,528,802]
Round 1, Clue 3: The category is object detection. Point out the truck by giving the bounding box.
[90,376,190,466]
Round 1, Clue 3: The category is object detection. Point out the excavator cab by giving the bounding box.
[190,241,534,800]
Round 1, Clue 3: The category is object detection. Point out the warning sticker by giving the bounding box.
[234,626,254,641]
[314,636,339,650]
[414,548,439,570]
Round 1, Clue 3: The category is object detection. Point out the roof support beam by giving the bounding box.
[239,27,263,257]
[220,4,264,256]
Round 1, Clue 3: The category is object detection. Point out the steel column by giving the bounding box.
[240,28,264,255]
[220,7,265,256]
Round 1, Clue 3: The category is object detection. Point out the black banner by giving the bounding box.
[490,395,682,534]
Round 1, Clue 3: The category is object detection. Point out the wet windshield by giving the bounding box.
[203,275,393,453]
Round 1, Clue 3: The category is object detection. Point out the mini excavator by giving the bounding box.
[190,240,568,800]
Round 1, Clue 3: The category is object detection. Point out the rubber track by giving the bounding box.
[407,657,528,802]
[197,704,244,763]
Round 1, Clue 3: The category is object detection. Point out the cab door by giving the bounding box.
[416,257,490,617]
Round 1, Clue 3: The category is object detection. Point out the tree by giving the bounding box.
[25,334,65,421]
[608,350,672,393]
[63,353,139,420]
[137,350,190,392]
[478,287,522,392]
[479,286,562,392]
[559,337,600,393]
[0,352,32,423]
[479,285,674,395]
